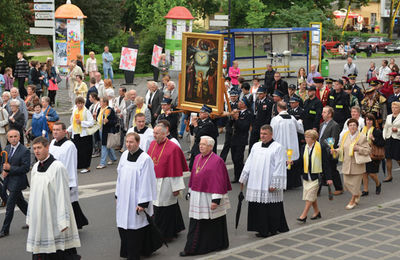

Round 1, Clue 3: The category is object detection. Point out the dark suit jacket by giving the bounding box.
[319,119,340,149]
[149,89,163,117]
[296,143,332,181]
[269,79,288,96]
[2,143,30,191]
[9,110,25,138]
[96,107,117,146]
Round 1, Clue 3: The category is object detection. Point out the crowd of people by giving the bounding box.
[2,51,400,260]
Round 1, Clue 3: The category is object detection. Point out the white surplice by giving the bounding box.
[49,139,79,202]
[153,177,185,207]
[27,161,80,254]
[127,127,154,152]
[239,141,287,203]
[188,189,230,220]
[270,111,304,161]
[116,150,157,230]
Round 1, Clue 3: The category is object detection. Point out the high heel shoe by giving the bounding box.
[345,203,356,210]
[296,217,307,223]
[310,212,321,220]
[376,183,382,195]
[361,191,369,197]
[383,177,393,183]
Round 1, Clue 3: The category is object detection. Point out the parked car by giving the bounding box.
[355,37,392,53]
[324,37,341,50]
[385,40,400,53]
[347,37,363,48]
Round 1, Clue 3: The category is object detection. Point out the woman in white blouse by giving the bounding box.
[86,51,98,79]
[68,96,95,173]
[383,101,400,182]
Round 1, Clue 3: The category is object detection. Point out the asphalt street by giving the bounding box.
[1,56,400,259]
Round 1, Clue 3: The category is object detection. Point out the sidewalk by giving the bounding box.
[200,199,400,260]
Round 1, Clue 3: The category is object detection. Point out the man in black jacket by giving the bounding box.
[269,72,288,96]
[147,81,163,127]
[328,79,351,130]
[14,52,29,100]
[156,98,179,139]
[264,64,275,92]
[302,86,323,131]
[0,129,30,238]
[230,97,252,183]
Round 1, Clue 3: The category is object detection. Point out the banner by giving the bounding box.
[151,45,163,67]
[119,47,138,72]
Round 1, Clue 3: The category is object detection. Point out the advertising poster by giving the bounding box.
[151,45,163,67]
[119,47,138,72]
[55,19,67,66]
[66,19,81,63]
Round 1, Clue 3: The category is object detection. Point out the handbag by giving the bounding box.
[106,132,120,149]
[45,108,58,132]
[370,143,385,160]
[56,74,62,84]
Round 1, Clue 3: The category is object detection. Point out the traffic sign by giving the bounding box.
[34,4,53,11]
[357,16,364,23]
[35,20,54,28]
[35,12,54,19]
[30,27,54,36]
[214,15,229,20]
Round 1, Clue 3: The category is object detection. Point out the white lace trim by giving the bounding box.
[270,175,287,190]
[246,188,284,203]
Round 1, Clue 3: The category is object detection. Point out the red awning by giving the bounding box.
[333,10,360,19]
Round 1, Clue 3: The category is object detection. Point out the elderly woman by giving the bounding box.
[361,113,384,196]
[0,97,9,148]
[158,54,169,78]
[74,75,88,99]
[86,51,98,79]
[128,96,151,129]
[1,92,10,109]
[8,99,26,144]
[335,118,371,209]
[25,85,40,129]
[96,97,117,169]
[297,130,332,223]
[41,96,59,132]
[383,101,400,182]
[340,106,365,139]
[69,97,95,173]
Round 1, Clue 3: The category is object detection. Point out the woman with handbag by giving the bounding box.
[383,101,400,182]
[69,97,95,174]
[334,118,371,210]
[361,113,385,196]
[46,58,58,106]
[96,97,117,169]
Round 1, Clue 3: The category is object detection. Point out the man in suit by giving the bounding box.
[0,129,30,238]
[165,81,178,108]
[268,72,288,96]
[319,106,343,195]
[147,81,163,127]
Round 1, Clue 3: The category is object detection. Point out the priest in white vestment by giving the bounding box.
[116,132,158,259]
[239,124,289,238]
[270,101,304,189]
[127,112,154,152]
[49,122,88,229]
[180,136,231,257]
[27,137,81,259]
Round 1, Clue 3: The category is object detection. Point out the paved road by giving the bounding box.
[1,56,400,259]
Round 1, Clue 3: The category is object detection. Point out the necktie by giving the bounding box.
[10,147,15,158]
[149,92,153,103]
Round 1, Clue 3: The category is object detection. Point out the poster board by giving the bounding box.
[151,44,163,67]
[178,32,224,115]
[119,47,138,72]
[309,22,322,72]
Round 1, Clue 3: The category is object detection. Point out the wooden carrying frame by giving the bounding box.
[178,32,225,115]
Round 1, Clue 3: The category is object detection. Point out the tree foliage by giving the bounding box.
[245,0,267,28]
[0,0,34,70]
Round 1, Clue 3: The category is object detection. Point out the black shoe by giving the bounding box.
[296,217,307,223]
[21,225,29,230]
[376,183,382,195]
[383,177,393,183]
[179,251,190,257]
[231,180,239,184]
[255,232,269,238]
[0,231,9,238]
[361,191,369,197]
[310,212,321,220]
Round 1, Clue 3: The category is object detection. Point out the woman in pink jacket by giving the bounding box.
[228,60,240,89]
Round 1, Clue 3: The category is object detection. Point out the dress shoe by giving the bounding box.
[333,190,344,196]
[345,203,356,210]
[0,231,9,238]
[376,183,382,195]
[21,225,29,230]
[361,191,369,197]
[80,169,90,174]
[179,251,190,257]
[296,217,307,223]
[255,232,269,238]
[383,177,393,183]
[310,212,321,220]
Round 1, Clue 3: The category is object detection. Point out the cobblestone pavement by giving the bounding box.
[199,199,400,260]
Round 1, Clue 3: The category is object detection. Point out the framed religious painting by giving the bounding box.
[178,32,225,115]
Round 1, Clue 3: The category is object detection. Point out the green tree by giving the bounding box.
[0,0,34,69]
[55,0,123,52]
[337,0,370,35]
[388,0,400,39]
[188,0,221,20]
[245,0,267,28]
